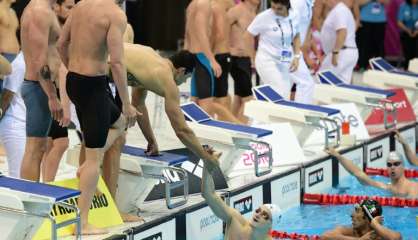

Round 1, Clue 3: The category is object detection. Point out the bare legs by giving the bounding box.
[42,137,69,182]
[20,137,47,181]
[77,116,125,235]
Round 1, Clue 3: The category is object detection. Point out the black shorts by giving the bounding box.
[191,53,215,99]
[214,53,231,98]
[48,88,68,140]
[48,120,68,140]
[66,72,121,148]
[230,56,252,97]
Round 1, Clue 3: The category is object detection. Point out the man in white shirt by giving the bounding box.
[0,52,26,178]
[289,0,315,104]
[319,0,358,84]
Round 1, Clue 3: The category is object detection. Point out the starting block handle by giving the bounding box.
[304,116,341,149]
[322,117,341,149]
[164,166,189,209]
[381,101,397,130]
[0,200,81,240]
[233,138,273,177]
[51,202,81,240]
[252,140,273,177]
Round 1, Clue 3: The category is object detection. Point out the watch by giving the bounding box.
[332,50,339,54]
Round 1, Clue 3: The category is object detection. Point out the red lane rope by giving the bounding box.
[303,193,418,207]
[366,167,418,178]
[270,230,320,240]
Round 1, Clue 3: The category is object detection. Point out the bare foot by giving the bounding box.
[121,212,145,223]
[77,223,108,235]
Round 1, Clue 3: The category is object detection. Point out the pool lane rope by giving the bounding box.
[303,193,418,207]
[270,230,320,240]
[366,167,418,178]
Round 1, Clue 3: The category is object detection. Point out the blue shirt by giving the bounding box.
[398,3,418,30]
[360,2,386,23]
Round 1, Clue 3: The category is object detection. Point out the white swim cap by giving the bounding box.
[387,151,402,162]
[264,204,282,226]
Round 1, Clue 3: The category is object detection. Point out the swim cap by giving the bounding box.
[264,204,282,226]
[387,151,402,162]
[359,199,382,221]
[169,50,195,75]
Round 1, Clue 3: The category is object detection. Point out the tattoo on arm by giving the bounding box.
[40,65,51,81]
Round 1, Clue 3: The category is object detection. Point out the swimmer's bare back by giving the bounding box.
[66,0,127,76]
[20,0,61,81]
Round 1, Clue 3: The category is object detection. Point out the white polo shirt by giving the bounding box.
[2,52,26,123]
[290,0,315,43]
[248,8,300,60]
[320,2,357,54]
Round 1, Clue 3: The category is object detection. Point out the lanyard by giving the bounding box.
[275,18,294,47]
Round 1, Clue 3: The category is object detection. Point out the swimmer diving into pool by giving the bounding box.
[202,149,281,240]
[326,148,418,198]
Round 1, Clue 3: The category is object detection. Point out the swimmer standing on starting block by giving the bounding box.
[202,147,281,240]
[322,199,401,240]
[57,0,139,235]
[326,148,418,198]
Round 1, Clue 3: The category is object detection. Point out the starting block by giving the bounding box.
[364,58,418,112]
[316,70,397,129]
[0,175,81,240]
[181,102,273,177]
[65,145,189,215]
[245,85,341,149]
[116,146,189,213]
[408,58,418,74]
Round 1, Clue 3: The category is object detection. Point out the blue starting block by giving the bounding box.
[116,146,189,213]
[181,102,273,177]
[316,70,397,129]
[364,58,418,114]
[245,85,341,149]
[0,175,81,240]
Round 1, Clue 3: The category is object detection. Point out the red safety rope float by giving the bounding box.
[303,193,418,207]
[270,230,320,240]
[366,167,418,178]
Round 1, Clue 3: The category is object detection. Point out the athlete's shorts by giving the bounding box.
[0,53,17,93]
[48,120,68,140]
[66,72,121,148]
[230,56,252,97]
[1,53,17,63]
[214,53,231,98]
[191,53,215,99]
[21,80,52,137]
[48,88,68,140]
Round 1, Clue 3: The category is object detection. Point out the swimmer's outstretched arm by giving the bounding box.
[163,81,220,171]
[326,148,387,190]
[0,55,11,75]
[322,226,368,240]
[395,131,418,166]
[202,164,246,225]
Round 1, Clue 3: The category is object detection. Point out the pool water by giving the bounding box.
[275,172,418,239]
[275,204,418,239]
